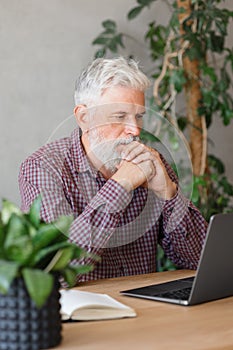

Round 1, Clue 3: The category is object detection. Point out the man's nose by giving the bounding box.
[124,119,141,137]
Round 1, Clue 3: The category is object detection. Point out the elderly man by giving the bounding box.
[19,57,207,282]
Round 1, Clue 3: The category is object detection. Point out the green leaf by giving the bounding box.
[5,236,33,264]
[79,249,100,262]
[194,175,207,187]
[220,177,233,195]
[201,65,217,83]
[0,260,19,294]
[72,247,101,264]
[31,241,75,267]
[215,19,227,36]
[45,247,74,272]
[224,48,233,71]
[102,20,116,31]
[108,38,118,52]
[137,0,155,6]
[54,215,73,237]
[208,155,225,174]
[185,43,203,60]
[61,267,77,286]
[140,129,160,143]
[169,69,186,93]
[157,245,165,260]
[32,223,63,250]
[94,48,106,58]
[222,108,233,126]
[177,117,187,131]
[191,186,199,204]
[32,215,72,251]
[115,33,125,48]
[127,6,143,20]
[1,199,22,225]
[0,220,6,258]
[72,245,89,259]
[209,31,224,53]
[60,264,94,287]
[28,196,42,229]
[22,268,54,308]
[145,22,166,57]
[92,37,109,45]
[4,214,29,249]
[169,135,180,151]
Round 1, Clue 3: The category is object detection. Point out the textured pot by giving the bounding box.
[0,276,62,350]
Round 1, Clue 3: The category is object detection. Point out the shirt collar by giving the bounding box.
[70,128,98,178]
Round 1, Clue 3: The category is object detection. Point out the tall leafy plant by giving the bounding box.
[92,0,233,221]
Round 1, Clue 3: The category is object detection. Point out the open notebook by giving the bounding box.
[60,289,136,321]
[121,212,233,306]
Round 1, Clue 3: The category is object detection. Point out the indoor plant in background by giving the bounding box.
[91,0,233,270]
[0,196,98,350]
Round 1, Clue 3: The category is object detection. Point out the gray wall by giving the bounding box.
[0,0,233,205]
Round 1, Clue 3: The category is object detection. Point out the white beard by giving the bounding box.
[89,129,139,173]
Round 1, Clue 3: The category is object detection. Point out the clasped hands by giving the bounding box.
[111,141,177,200]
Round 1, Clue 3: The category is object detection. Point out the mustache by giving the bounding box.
[113,135,140,146]
[89,135,141,171]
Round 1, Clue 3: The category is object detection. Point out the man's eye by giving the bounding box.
[114,115,125,120]
[136,114,144,119]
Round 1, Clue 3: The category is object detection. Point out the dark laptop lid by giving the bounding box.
[121,212,233,306]
[188,212,233,305]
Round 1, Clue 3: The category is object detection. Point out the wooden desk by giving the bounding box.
[55,270,233,350]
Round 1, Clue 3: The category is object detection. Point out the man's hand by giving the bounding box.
[111,141,177,199]
[111,158,155,192]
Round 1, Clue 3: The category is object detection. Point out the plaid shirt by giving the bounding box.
[19,128,208,282]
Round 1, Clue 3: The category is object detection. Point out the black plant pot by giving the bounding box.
[0,276,62,350]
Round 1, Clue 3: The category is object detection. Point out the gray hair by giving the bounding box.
[74,56,151,106]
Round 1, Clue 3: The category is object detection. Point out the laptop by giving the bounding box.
[121,212,233,306]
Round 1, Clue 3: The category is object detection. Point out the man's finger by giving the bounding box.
[131,152,154,164]
[120,142,147,160]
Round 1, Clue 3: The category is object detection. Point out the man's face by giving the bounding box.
[86,86,145,172]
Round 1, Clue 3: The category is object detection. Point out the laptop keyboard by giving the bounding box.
[154,287,192,300]
[121,276,194,302]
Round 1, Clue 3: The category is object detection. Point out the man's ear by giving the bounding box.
[74,105,89,131]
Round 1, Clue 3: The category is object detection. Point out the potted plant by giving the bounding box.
[0,196,98,350]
